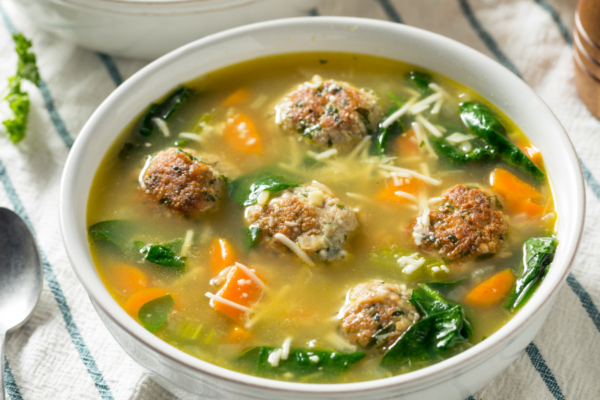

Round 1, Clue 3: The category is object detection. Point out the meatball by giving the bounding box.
[339,282,420,351]
[410,185,507,260]
[141,147,224,217]
[245,184,358,261]
[274,76,383,148]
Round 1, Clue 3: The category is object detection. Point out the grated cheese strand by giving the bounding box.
[381,96,418,128]
[273,233,316,266]
[282,337,292,360]
[205,292,250,312]
[152,117,170,137]
[234,262,267,289]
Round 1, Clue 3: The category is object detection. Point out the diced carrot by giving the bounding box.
[228,325,252,342]
[222,88,250,106]
[523,145,543,167]
[396,128,420,156]
[490,168,544,218]
[465,269,515,307]
[377,177,422,205]
[209,238,236,275]
[212,265,263,323]
[111,264,147,295]
[124,287,169,315]
[224,114,262,153]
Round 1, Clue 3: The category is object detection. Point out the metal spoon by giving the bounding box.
[0,208,43,400]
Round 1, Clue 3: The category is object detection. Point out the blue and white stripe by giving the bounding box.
[1,0,599,399]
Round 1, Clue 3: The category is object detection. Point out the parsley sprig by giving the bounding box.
[2,33,40,143]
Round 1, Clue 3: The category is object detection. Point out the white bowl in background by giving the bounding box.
[59,17,585,400]
[10,0,320,59]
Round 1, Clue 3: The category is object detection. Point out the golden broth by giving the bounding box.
[87,52,556,383]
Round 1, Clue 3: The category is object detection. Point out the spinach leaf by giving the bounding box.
[460,102,544,180]
[229,170,299,206]
[140,244,185,269]
[381,284,471,369]
[238,346,365,378]
[372,105,404,156]
[88,220,134,253]
[504,237,558,311]
[429,135,497,164]
[138,87,194,137]
[427,277,468,290]
[138,294,174,333]
[247,226,261,248]
[409,283,454,316]
[405,71,433,96]
[2,34,41,144]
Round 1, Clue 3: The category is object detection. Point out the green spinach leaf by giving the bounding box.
[427,277,468,290]
[504,237,558,311]
[381,284,471,369]
[405,71,433,96]
[141,244,185,269]
[138,294,174,333]
[429,135,497,164]
[229,170,299,206]
[459,102,544,180]
[238,346,365,378]
[372,105,404,156]
[88,220,135,253]
[247,226,261,248]
[138,86,194,137]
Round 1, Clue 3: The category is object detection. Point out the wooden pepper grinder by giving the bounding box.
[574,0,600,118]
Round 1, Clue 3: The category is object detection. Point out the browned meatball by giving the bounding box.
[410,185,507,260]
[339,282,420,351]
[274,77,382,148]
[141,148,224,217]
[245,185,358,261]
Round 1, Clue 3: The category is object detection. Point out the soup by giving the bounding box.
[87,52,557,383]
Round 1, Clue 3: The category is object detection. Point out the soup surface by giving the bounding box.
[87,52,558,383]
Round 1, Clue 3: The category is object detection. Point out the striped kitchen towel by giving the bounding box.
[0,0,598,399]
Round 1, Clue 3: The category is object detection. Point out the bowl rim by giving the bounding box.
[59,16,585,396]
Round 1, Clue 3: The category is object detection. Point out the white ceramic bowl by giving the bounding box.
[11,0,319,59]
[59,17,585,400]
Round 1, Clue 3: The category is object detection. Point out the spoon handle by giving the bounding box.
[0,331,5,400]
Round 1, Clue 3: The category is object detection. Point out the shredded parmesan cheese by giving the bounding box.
[310,180,333,195]
[309,355,320,363]
[381,96,418,128]
[397,252,427,275]
[234,262,267,289]
[180,229,194,258]
[411,121,439,160]
[409,92,443,114]
[273,233,315,266]
[379,164,442,186]
[312,148,338,160]
[267,348,283,367]
[152,117,170,137]
[282,337,292,360]
[205,292,250,312]
[394,191,418,202]
[412,206,431,247]
[445,132,476,144]
[138,155,153,189]
[348,136,372,158]
[178,132,202,142]
[415,114,443,138]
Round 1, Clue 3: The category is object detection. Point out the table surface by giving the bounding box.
[1,0,598,399]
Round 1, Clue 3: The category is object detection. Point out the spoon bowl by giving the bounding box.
[0,207,43,400]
